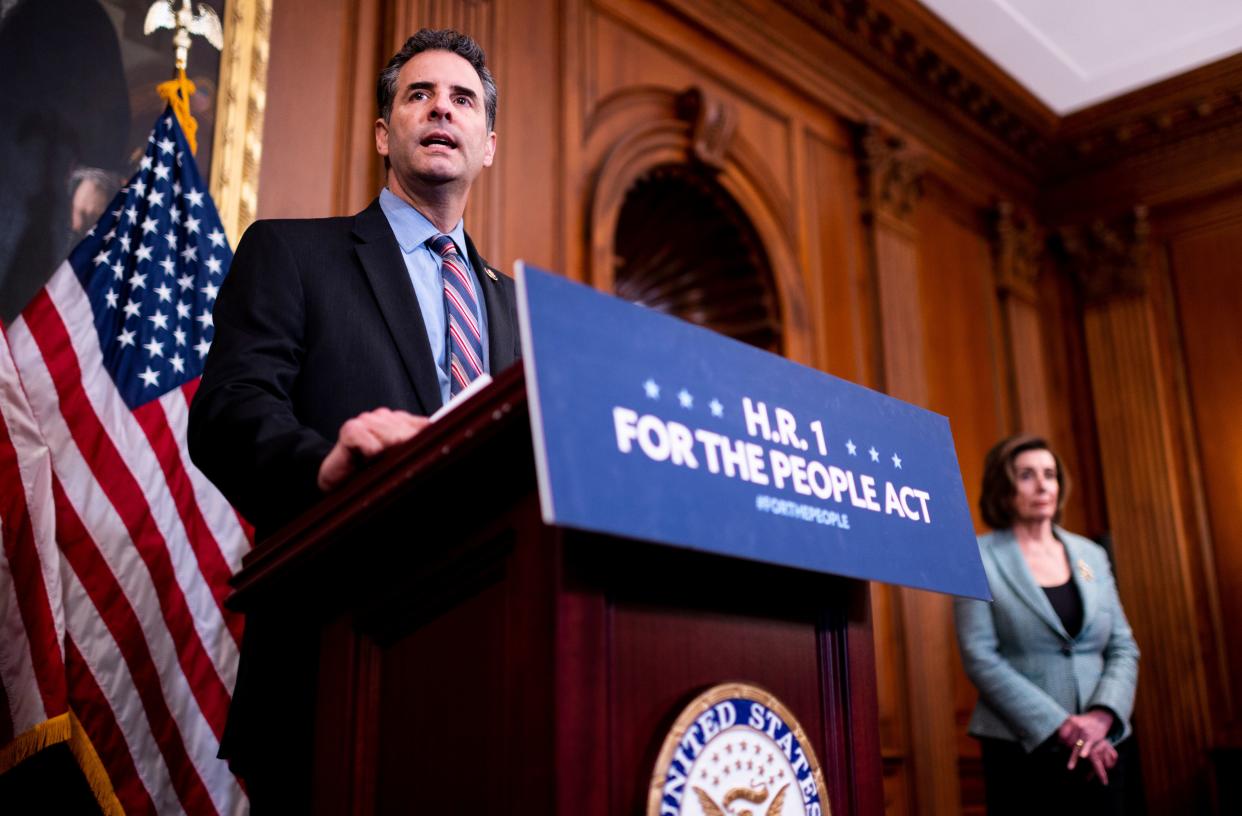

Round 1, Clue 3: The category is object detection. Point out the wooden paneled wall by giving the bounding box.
[254,0,1242,812]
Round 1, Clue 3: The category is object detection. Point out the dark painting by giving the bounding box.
[0,0,224,323]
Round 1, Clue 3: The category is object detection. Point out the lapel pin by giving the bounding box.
[1077,558,1095,581]
[485,267,498,281]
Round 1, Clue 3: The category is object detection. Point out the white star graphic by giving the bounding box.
[169,353,186,374]
[124,206,138,223]
[154,283,172,302]
[141,216,158,235]
[678,389,693,408]
[148,310,170,330]
[644,379,660,399]
[93,249,110,267]
[185,189,204,208]
[173,328,187,346]
[128,272,147,290]
[207,228,226,248]
[163,230,178,248]
[140,155,153,170]
[169,204,182,224]
[104,289,118,309]
[160,257,176,275]
[172,179,182,194]
[869,446,879,462]
[131,178,147,197]
[709,399,724,417]
[111,261,125,280]
[196,310,214,330]
[177,273,194,291]
[158,137,175,154]
[134,244,153,262]
[123,299,141,319]
[176,301,191,320]
[144,338,165,358]
[153,163,170,181]
[147,190,164,208]
[179,244,197,263]
[139,366,160,387]
[846,439,857,456]
[118,234,131,252]
[892,453,902,469]
[201,281,219,301]
[184,216,200,234]
[117,328,136,347]
[194,338,211,358]
[204,256,222,275]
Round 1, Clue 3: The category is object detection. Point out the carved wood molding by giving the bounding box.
[675,88,738,170]
[784,0,1052,161]
[855,122,925,223]
[990,201,1043,303]
[1054,206,1152,305]
[776,0,1242,180]
[1054,53,1242,172]
[581,85,810,361]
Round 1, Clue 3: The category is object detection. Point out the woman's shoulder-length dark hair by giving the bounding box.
[978,433,1071,530]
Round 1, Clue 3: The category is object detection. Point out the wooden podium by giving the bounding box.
[227,364,884,814]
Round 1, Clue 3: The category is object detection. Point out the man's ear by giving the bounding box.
[375,117,390,157]
[482,130,497,168]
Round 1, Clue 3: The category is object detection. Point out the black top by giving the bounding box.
[1042,576,1084,638]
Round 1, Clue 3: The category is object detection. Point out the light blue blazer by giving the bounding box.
[953,527,1140,752]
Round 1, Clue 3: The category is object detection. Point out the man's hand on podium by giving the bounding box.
[317,408,431,492]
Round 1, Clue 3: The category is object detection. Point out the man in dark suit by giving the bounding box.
[190,28,519,539]
[187,29,518,807]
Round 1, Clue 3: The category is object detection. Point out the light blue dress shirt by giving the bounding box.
[378,188,490,405]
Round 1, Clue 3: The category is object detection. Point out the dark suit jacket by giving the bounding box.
[189,198,521,539]
[187,199,520,805]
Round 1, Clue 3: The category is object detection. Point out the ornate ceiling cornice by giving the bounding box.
[780,0,1242,181]
[783,0,1055,162]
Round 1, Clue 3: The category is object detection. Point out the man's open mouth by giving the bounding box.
[421,132,457,148]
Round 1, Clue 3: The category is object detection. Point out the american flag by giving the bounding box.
[1,108,250,814]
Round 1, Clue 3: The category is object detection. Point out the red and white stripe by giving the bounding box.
[447,320,485,378]
[443,282,481,341]
[0,329,66,744]
[5,261,250,814]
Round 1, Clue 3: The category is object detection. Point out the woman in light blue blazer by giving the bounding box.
[955,434,1140,815]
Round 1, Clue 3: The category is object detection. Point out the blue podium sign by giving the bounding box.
[517,264,989,599]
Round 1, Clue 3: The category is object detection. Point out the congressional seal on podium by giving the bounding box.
[647,683,830,816]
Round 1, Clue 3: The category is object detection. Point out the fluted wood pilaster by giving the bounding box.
[857,122,962,816]
[1066,209,1214,812]
[990,202,1051,436]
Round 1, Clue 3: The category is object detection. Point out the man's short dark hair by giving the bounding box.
[978,433,1071,530]
[377,28,497,131]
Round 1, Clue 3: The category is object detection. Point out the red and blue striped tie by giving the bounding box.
[428,233,485,395]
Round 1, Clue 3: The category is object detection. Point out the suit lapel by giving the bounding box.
[989,529,1070,639]
[464,233,517,372]
[1060,529,1100,630]
[352,200,443,414]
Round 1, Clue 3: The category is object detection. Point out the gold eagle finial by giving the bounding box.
[143,0,224,71]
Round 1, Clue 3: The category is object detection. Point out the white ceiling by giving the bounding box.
[918,0,1242,114]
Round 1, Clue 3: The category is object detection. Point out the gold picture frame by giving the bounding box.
[209,0,272,246]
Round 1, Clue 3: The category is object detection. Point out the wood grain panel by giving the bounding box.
[257,0,352,218]
[802,129,875,384]
[913,199,1006,816]
[587,4,795,219]
[1168,218,1242,712]
[1083,292,1214,813]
